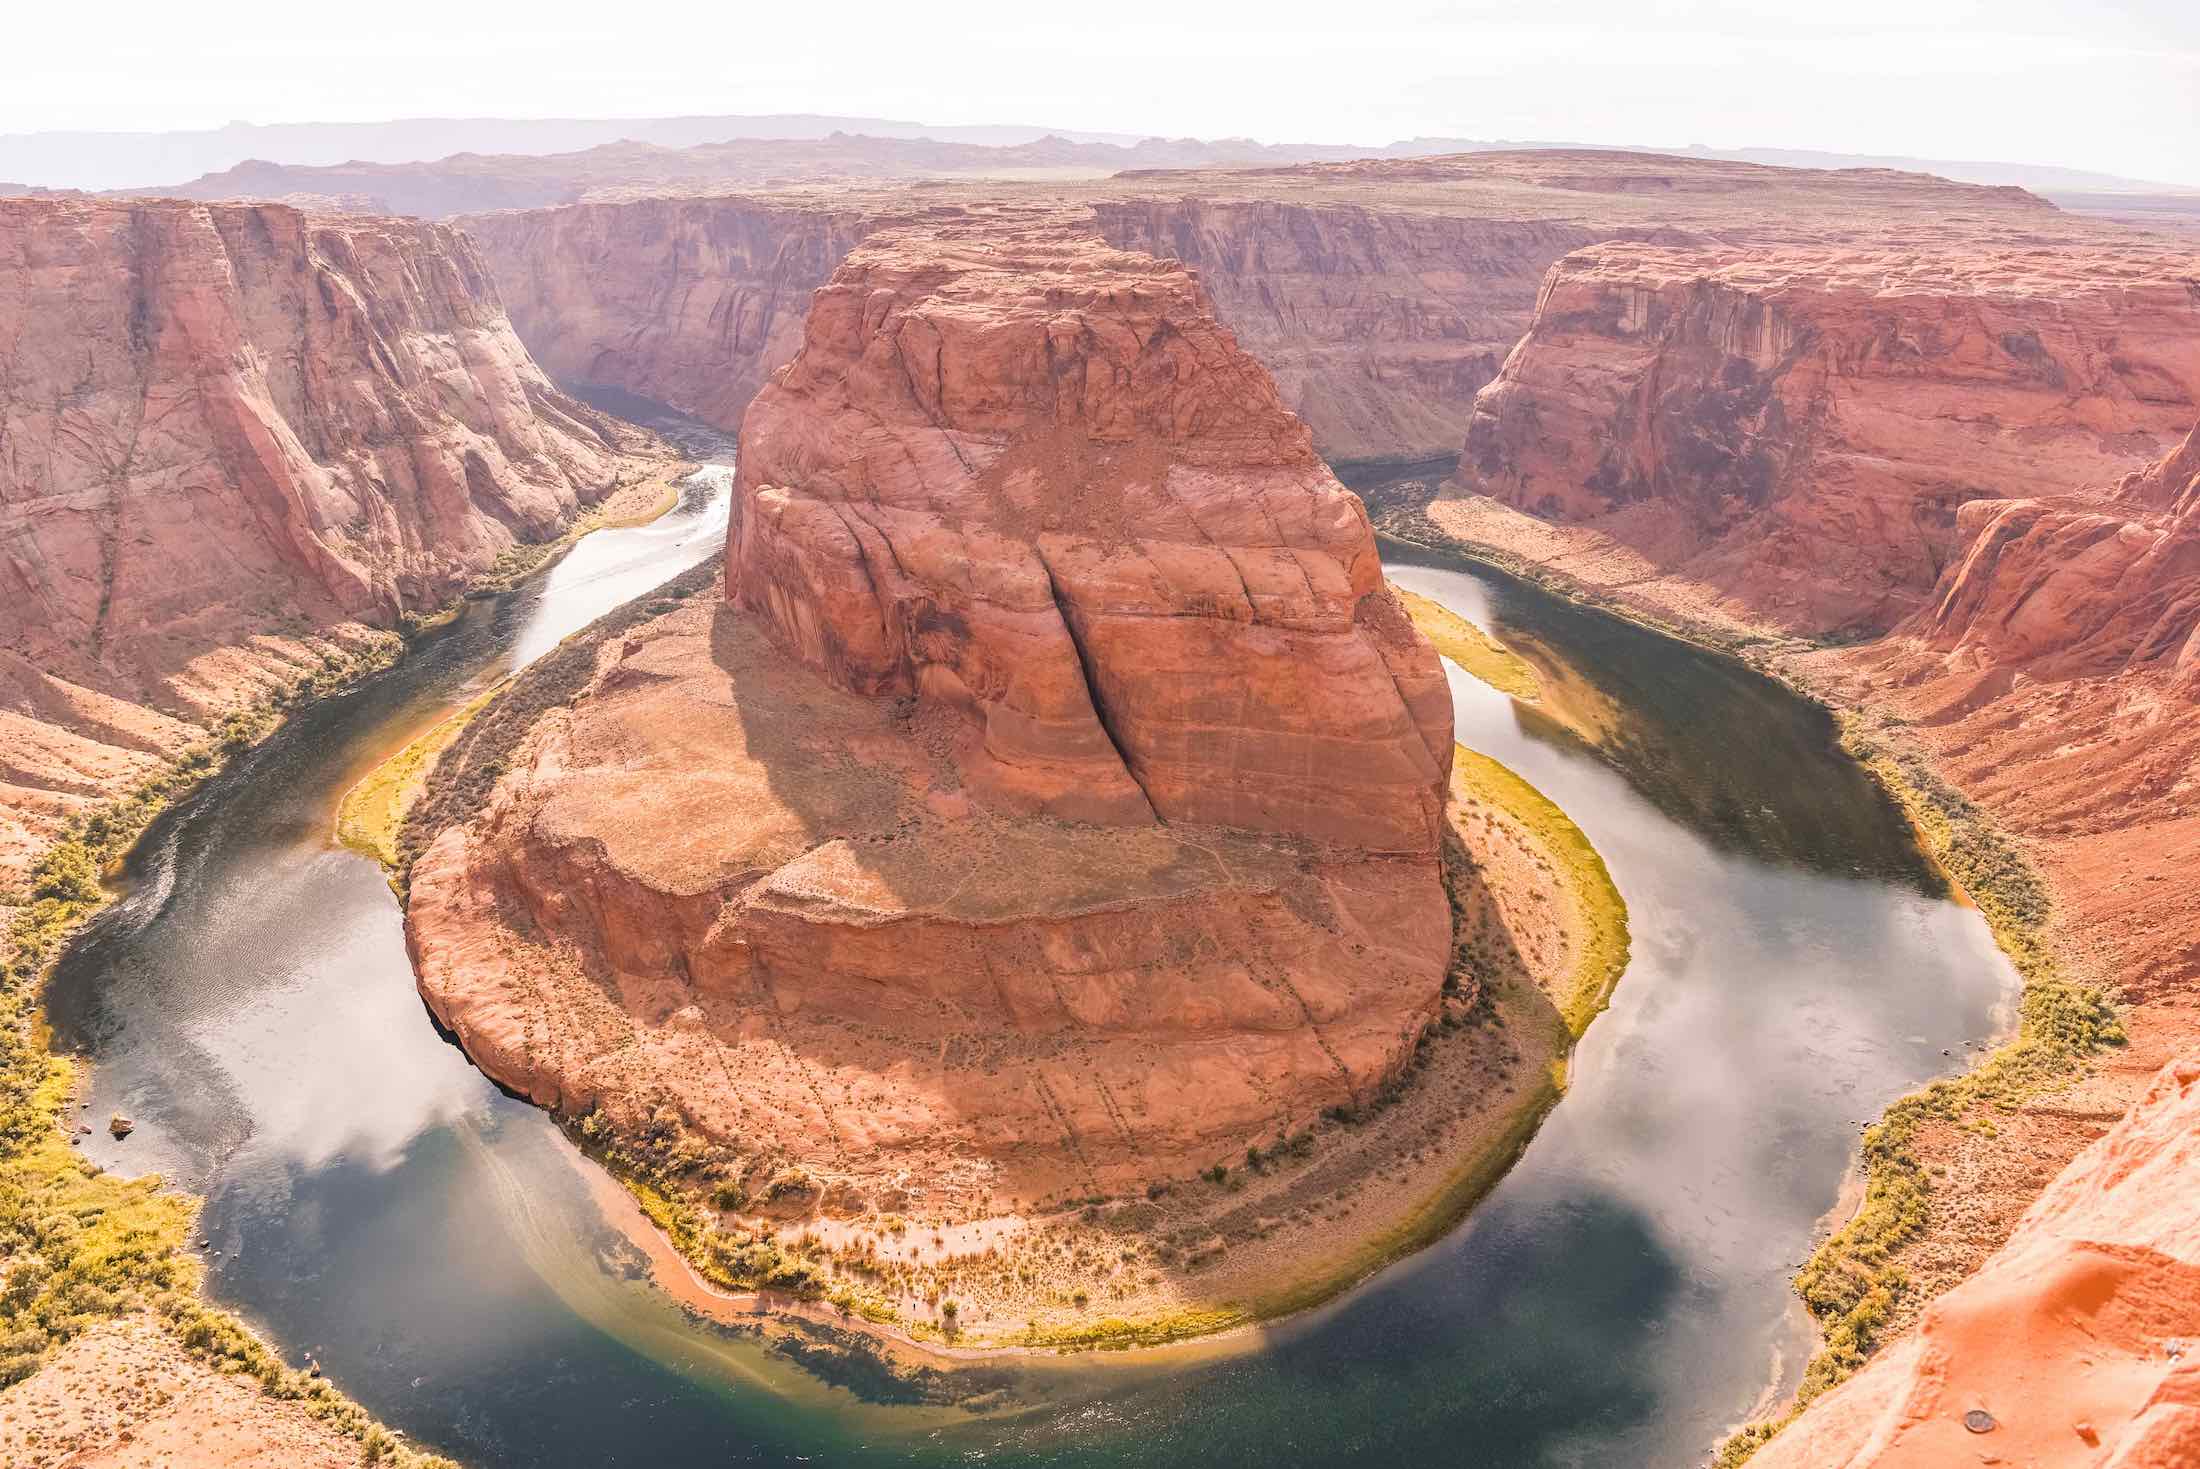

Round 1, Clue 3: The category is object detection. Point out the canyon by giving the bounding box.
[0,196,669,883]
[1459,240,2200,635]
[1431,356,2200,1459]
[2,124,2197,1466]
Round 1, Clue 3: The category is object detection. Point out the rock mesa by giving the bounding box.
[405,217,1455,1208]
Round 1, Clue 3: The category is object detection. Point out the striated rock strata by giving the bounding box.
[406,218,1455,1208]
[0,196,655,879]
[1420,423,2200,1459]
[1458,242,2200,634]
[464,152,2066,471]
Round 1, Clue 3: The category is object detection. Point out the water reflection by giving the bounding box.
[1382,538,1936,883]
[39,430,2017,1469]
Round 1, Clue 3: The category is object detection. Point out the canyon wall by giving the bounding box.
[1085,198,1602,462]
[0,197,655,879]
[461,197,899,431]
[1915,422,2200,680]
[725,213,1454,847]
[406,218,1457,1210]
[466,191,1569,465]
[1457,241,2200,634]
[461,154,2074,479]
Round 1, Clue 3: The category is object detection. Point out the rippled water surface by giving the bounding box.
[43,442,2017,1467]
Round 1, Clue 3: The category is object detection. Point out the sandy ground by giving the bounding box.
[0,1318,373,1469]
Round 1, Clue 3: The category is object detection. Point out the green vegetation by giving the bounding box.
[338,681,507,870]
[1450,745,1631,1035]
[0,635,455,1464]
[1393,584,1544,700]
[1714,717,2122,1466]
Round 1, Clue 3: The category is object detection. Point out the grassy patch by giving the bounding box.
[1393,584,1543,701]
[1451,745,1631,1035]
[1714,718,2121,1465]
[338,682,507,870]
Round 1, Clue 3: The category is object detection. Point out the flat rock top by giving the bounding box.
[1538,236,2200,300]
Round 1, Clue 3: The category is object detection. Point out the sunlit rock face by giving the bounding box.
[406,216,1457,1209]
[1460,242,2200,635]
[0,195,642,880]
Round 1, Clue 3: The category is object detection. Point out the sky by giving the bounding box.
[6,0,2198,184]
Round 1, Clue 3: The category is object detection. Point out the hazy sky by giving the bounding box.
[9,0,2198,182]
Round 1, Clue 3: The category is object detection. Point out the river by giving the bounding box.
[41,431,2017,1467]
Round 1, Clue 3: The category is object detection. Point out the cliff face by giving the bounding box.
[0,197,652,879]
[405,218,1456,1209]
[1,198,637,678]
[1458,242,2200,634]
[462,197,897,431]
[1914,423,2200,680]
[468,192,1570,466]
[1087,198,1605,463]
[1752,1054,2200,1469]
[727,214,1453,849]
[459,153,2075,475]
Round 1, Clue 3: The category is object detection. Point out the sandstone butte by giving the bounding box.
[0,196,661,883]
[454,149,2073,469]
[404,213,1459,1220]
[1456,239,2200,636]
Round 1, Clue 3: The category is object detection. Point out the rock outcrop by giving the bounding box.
[462,197,898,434]
[405,217,1455,1208]
[1458,242,2200,634]
[726,214,1453,847]
[1752,1054,2200,1469]
[1914,423,2200,680]
[1086,199,1603,463]
[0,197,656,879]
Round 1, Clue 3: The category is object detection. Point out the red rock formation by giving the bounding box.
[405,218,1455,1208]
[1460,242,2200,634]
[1914,423,2200,680]
[464,153,2065,471]
[1433,424,2200,1460]
[0,197,654,880]
[462,197,897,434]
[1752,1054,2200,1469]
[1,197,637,677]
[1086,198,1603,463]
[727,214,1452,849]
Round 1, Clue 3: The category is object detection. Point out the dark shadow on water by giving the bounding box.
[1380,534,1939,889]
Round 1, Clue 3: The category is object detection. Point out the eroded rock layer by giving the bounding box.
[0,197,654,878]
[463,151,2067,470]
[406,219,1455,1207]
[726,214,1453,849]
[1459,242,2200,634]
